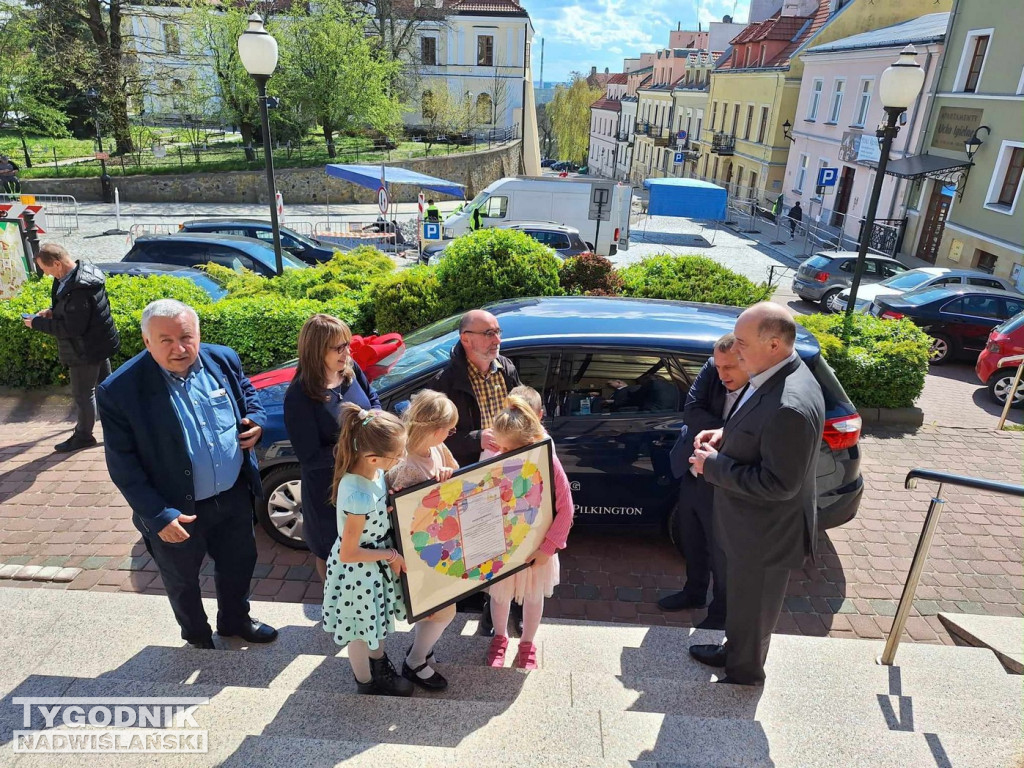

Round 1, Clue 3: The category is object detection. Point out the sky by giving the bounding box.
[528,0,751,84]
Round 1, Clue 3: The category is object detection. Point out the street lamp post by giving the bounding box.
[845,45,926,321]
[237,13,283,277]
[85,87,114,204]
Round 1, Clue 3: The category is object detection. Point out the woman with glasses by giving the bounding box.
[284,314,382,580]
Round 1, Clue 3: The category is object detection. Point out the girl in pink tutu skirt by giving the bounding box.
[485,394,574,670]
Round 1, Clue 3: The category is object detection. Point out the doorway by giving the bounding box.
[831,165,855,227]
[916,184,952,263]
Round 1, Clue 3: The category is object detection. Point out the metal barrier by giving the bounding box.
[287,221,314,237]
[128,222,179,243]
[879,469,1024,666]
[313,220,406,253]
[0,193,79,234]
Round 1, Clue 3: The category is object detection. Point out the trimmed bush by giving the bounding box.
[435,229,561,313]
[0,274,212,388]
[368,267,448,335]
[559,252,623,296]
[618,254,775,306]
[198,297,322,371]
[798,313,930,409]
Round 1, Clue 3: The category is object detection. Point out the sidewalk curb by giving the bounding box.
[859,407,925,428]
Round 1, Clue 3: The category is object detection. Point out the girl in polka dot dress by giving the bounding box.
[322,404,412,697]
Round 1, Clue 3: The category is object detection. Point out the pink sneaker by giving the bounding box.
[515,641,538,670]
[486,635,508,668]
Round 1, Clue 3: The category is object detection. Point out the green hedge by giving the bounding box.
[618,254,775,306]
[559,252,623,296]
[368,267,447,336]
[798,313,930,409]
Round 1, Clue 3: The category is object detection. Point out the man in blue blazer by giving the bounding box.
[659,334,749,629]
[98,299,276,649]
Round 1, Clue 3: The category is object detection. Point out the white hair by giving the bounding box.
[141,299,199,337]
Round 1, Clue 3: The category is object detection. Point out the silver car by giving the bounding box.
[792,251,909,311]
[834,267,1019,313]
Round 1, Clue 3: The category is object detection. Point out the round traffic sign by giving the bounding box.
[377,186,390,215]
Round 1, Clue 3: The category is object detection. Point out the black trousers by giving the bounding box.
[724,561,790,684]
[144,475,257,643]
[675,472,727,620]
[69,359,111,438]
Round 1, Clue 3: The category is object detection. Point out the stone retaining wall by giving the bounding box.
[24,142,522,204]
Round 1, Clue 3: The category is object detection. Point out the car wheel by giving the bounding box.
[820,288,842,313]
[257,465,308,550]
[928,333,953,365]
[988,370,1024,407]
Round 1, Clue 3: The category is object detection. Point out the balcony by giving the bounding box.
[653,126,672,147]
[634,121,653,136]
[711,132,735,156]
[616,131,632,143]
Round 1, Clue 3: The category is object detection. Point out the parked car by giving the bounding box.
[975,311,1024,406]
[835,267,1018,313]
[871,286,1024,364]
[792,251,909,311]
[179,219,340,264]
[122,233,307,277]
[540,158,556,168]
[419,222,592,265]
[250,296,864,549]
[96,262,228,301]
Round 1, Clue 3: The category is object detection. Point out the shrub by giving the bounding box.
[198,297,322,371]
[368,267,448,335]
[559,252,623,296]
[0,274,212,388]
[435,229,561,313]
[798,313,930,409]
[618,254,775,306]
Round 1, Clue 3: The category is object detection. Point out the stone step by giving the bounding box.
[938,612,1024,674]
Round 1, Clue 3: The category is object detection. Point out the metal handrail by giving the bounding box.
[879,469,1024,666]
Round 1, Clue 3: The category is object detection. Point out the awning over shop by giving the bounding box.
[870,153,972,180]
[643,178,728,220]
[324,164,466,198]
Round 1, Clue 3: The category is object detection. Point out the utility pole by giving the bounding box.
[539,38,544,91]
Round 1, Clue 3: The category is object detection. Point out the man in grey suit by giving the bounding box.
[688,303,825,686]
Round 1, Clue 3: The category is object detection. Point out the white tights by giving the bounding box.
[490,594,544,643]
[406,605,456,678]
[347,641,384,684]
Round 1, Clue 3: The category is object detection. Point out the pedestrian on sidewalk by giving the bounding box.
[0,155,20,193]
[787,201,803,239]
[23,243,120,453]
[97,299,277,650]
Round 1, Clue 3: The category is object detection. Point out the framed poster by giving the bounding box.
[390,440,555,621]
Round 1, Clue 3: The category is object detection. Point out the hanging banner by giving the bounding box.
[0,220,29,299]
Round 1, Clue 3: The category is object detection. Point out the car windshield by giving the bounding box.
[898,287,954,306]
[283,228,319,249]
[372,314,463,391]
[245,242,306,270]
[880,271,933,291]
[805,255,831,269]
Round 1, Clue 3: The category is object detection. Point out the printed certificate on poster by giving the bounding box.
[390,440,556,621]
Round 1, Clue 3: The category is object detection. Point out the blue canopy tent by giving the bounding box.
[324,164,465,198]
[642,178,727,220]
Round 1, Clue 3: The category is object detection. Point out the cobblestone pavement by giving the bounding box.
[1,358,1020,644]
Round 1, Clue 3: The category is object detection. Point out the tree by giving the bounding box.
[485,60,511,129]
[548,73,602,164]
[0,4,70,166]
[279,0,402,158]
[352,0,446,95]
[419,81,459,155]
[536,102,555,158]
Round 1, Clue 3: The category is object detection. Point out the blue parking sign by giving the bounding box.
[817,167,839,187]
[673,152,684,164]
[423,221,441,240]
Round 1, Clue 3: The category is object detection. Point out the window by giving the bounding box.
[730,103,740,136]
[985,143,1024,214]
[968,277,1006,289]
[807,79,823,120]
[477,35,494,66]
[964,34,990,92]
[555,352,689,416]
[744,105,754,140]
[757,106,769,143]
[527,230,571,250]
[853,79,872,127]
[960,295,1002,318]
[420,36,437,65]
[163,24,180,55]
[710,101,717,131]
[973,249,999,275]
[795,153,809,193]
[827,79,845,123]
[759,44,767,67]
[1005,299,1024,317]
[504,352,555,409]
[483,195,507,218]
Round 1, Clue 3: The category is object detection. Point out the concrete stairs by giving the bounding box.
[0,589,1020,767]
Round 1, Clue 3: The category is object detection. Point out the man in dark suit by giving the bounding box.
[689,303,825,685]
[659,334,749,630]
[98,299,277,649]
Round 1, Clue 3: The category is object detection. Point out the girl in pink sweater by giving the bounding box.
[485,393,574,670]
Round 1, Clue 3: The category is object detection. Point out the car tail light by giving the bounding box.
[880,310,904,320]
[823,414,861,451]
[613,227,620,242]
[814,271,829,283]
[987,340,1003,354]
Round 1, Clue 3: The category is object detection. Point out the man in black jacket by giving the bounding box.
[23,243,120,452]
[659,334,749,629]
[428,309,522,467]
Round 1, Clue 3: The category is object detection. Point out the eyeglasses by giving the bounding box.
[463,328,502,339]
[330,342,350,354]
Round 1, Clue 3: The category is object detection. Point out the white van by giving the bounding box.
[442,176,633,257]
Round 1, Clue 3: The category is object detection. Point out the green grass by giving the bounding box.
[0,131,96,163]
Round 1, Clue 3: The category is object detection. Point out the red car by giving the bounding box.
[976,311,1024,406]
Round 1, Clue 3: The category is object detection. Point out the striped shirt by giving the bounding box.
[467,358,509,429]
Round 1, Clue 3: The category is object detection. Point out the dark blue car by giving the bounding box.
[179,218,341,265]
[252,296,864,549]
[122,233,307,277]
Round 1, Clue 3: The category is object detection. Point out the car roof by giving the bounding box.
[97,262,202,276]
[496,221,580,233]
[182,218,274,227]
[813,251,903,263]
[891,285,1024,302]
[479,296,821,357]
[135,232,275,250]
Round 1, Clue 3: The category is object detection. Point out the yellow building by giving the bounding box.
[699,0,952,206]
